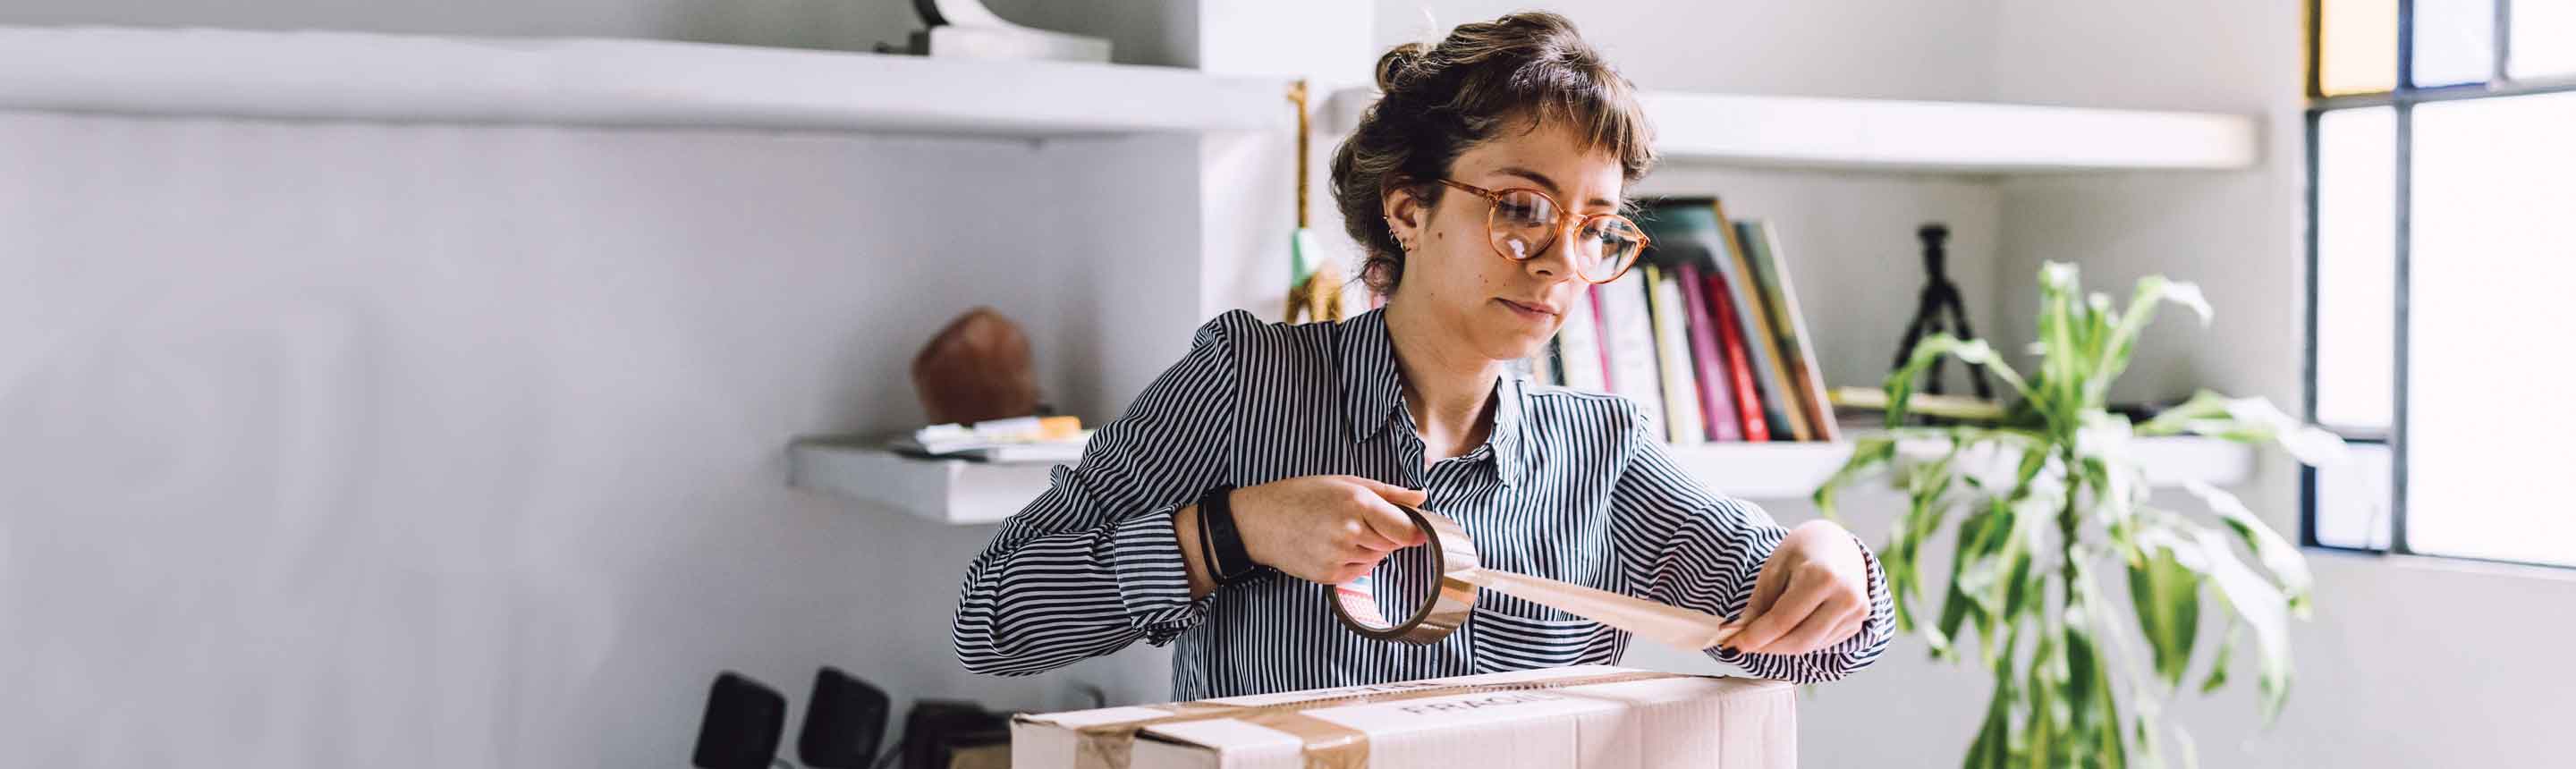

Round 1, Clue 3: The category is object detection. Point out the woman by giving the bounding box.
[953,12,1890,700]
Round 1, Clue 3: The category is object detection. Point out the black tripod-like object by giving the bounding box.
[1892,224,1995,419]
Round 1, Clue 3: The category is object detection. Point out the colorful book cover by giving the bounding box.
[1734,220,1839,441]
[1640,199,1795,440]
[1555,286,1608,392]
[1675,262,1745,442]
[1704,269,1772,442]
[1646,265,1707,445]
[1595,270,1666,436]
[1710,202,1809,441]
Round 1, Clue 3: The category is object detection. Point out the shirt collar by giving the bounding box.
[1336,308,1530,486]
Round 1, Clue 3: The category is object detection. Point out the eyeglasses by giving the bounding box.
[1437,179,1649,283]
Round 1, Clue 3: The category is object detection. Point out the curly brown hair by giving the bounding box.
[1328,11,1655,295]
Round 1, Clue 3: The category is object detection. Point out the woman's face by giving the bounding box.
[1385,118,1626,364]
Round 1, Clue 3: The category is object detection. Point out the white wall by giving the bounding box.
[0,113,1207,765]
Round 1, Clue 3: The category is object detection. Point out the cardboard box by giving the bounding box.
[1012,665,1793,768]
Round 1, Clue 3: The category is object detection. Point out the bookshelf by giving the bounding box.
[0,26,1285,137]
[789,435,2253,525]
[1322,88,2258,173]
[19,23,2266,520]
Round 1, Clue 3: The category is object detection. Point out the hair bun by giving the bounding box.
[1374,42,1429,92]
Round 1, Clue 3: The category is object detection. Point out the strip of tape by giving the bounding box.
[1329,505,1744,651]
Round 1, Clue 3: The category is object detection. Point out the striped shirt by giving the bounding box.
[953,308,1892,699]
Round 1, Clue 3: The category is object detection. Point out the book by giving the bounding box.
[1675,262,1745,442]
[1594,270,1666,435]
[1704,268,1772,442]
[1640,199,1796,440]
[1735,221,1839,442]
[1555,287,1608,392]
[1828,385,2008,422]
[1708,202,1809,441]
[1645,265,1707,445]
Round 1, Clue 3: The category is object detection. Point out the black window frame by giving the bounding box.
[2301,0,2576,569]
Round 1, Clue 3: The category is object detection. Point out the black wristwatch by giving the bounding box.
[1197,485,1260,585]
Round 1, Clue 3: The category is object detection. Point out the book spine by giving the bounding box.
[1556,286,1609,392]
[1596,271,1666,435]
[1707,200,1805,441]
[1736,221,1839,442]
[1706,269,1772,442]
[1676,262,1744,442]
[1646,266,1707,445]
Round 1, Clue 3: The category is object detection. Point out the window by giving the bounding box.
[2305,0,2576,568]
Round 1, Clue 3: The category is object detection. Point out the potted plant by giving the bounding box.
[1816,262,2346,767]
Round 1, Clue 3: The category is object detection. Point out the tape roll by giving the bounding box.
[1327,504,1479,644]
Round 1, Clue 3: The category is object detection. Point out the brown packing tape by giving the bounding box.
[1241,711,1367,769]
[1066,669,1685,769]
[1326,505,1479,644]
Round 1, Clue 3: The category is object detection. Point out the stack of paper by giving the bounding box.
[890,415,1089,462]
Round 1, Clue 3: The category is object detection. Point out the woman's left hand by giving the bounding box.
[1720,520,1870,655]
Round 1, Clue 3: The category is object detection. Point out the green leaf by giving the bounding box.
[2191,524,2297,723]
[1965,640,2019,769]
[2126,541,2204,689]
[1814,435,1900,519]
[2182,480,2315,617]
[1885,443,1965,633]
[1886,334,2035,428]
[2024,625,2060,769]
[2086,275,2212,406]
[2135,393,2350,468]
[2036,262,2083,415]
[2201,620,2238,695]
[2133,390,2233,436]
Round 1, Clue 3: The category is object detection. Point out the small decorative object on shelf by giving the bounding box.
[1816,262,2347,769]
[906,0,1109,63]
[1889,223,1992,425]
[911,307,1040,426]
[1284,80,1350,325]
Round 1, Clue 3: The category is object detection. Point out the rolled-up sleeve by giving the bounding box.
[1606,404,1894,682]
[951,312,1243,676]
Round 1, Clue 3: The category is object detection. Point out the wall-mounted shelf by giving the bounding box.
[1324,88,2259,173]
[0,26,1287,136]
[787,435,2254,526]
[788,437,1063,525]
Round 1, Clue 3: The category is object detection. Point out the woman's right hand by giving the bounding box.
[1232,475,1429,585]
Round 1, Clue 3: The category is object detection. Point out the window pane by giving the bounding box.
[2509,0,2576,79]
[2414,0,2496,86]
[2314,107,2395,432]
[2314,443,2394,549]
[2407,91,2576,567]
[2321,0,2399,94]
